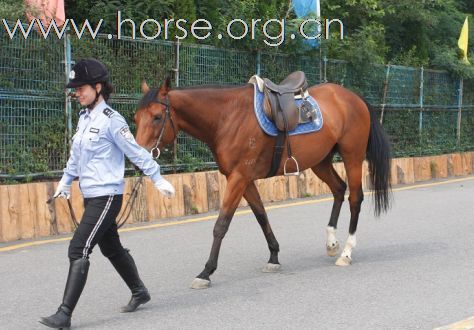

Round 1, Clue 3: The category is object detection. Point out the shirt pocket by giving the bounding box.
[85,133,102,151]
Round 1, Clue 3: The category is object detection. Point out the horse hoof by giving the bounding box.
[326,242,340,257]
[335,256,352,266]
[191,278,210,289]
[262,263,281,273]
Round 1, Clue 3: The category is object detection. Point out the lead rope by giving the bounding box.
[47,176,144,230]
[46,197,79,229]
[116,175,143,229]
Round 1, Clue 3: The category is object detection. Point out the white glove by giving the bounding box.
[53,180,71,199]
[154,176,175,198]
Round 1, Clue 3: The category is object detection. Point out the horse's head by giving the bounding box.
[134,77,177,158]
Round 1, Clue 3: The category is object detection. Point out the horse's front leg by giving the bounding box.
[191,173,248,289]
[243,181,281,272]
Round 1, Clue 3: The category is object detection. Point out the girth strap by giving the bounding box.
[266,109,294,178]
[266,131,286,178]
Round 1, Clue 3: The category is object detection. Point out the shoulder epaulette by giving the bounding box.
[103,107,115,118]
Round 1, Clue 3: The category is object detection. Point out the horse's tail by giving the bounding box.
[364,99,392,216]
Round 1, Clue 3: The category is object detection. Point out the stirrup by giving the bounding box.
[284,156,300,176]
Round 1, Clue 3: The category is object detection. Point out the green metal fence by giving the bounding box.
[0,30,66,176]
[1,28,473,178]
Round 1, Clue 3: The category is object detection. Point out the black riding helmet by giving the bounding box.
[66,58,109,88]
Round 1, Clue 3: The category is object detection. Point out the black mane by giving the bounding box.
[138,83,248,108]
[174,84,245,90]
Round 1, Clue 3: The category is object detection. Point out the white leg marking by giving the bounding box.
[326,226,340,257]
[262,263,281,273]
[336,234,356,266]
[191,278,211,289]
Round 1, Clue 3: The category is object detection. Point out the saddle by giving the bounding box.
[263,71,308,131]
[249,71,313,177]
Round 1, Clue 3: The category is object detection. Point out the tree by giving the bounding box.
[0,0,25,20]
[60,0,473,72]
[69,0,174,36]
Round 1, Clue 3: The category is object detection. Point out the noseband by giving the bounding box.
[149,95,176,159]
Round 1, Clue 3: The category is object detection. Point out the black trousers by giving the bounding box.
[68,195,124,260]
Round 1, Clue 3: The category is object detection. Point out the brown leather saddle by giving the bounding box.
[249,71,311,177]
[262,71,308,132]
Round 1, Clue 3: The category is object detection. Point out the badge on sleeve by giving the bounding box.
[119,126,134,140]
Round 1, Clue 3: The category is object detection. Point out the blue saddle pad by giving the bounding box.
[252,83,323,136]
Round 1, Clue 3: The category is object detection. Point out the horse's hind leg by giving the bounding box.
[244,181,281,273]
[191,172,248,289]
[312,155,347,257]
[335,155,364,267]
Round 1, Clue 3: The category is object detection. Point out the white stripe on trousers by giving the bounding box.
[82,195,114,258]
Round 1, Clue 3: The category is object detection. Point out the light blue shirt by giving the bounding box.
[61,100,162,198]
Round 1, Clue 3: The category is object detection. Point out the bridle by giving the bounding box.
[115,94,176,228]
[149,95,176,159]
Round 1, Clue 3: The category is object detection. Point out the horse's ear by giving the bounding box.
[159,76,171,94]
[141,80,150,94]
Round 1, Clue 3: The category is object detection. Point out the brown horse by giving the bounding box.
[134,76,391,289]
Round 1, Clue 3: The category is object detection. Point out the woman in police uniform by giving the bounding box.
[40,59,175,329]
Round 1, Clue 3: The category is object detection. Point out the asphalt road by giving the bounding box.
[1,176,474,330]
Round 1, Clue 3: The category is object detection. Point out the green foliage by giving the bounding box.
[172,0,196,22]
[0,0,25,20]
[323,23,387,94]
[322,0,385,31]
[1,115,66,175]
[460,110,474,151]
[175,153,208,172]
[431,46,474,79]
[70,36,175,94]
[210,0,290,50]
[390,46,429,67]
[66,0,174,37]
[321,0,473,73]
[61,0,474,67]
[195,0,221,27]
[65,0,91,23]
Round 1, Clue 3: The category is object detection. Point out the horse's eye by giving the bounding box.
[153,115,162,123]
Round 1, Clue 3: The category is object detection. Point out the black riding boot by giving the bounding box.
[39,258,90,329]
[109,249,151,313]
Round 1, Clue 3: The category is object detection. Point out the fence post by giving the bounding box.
[64,32,73,146]
[419,66,424,138]
[172,40,181,168]
[457,78,463,147]
[323,56,328,82]
[319,45,323,83]
[380,64,391,124]
[256,51,261,75]
[174,40,180,87]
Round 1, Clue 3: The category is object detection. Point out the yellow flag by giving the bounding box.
[458,16,469,64]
